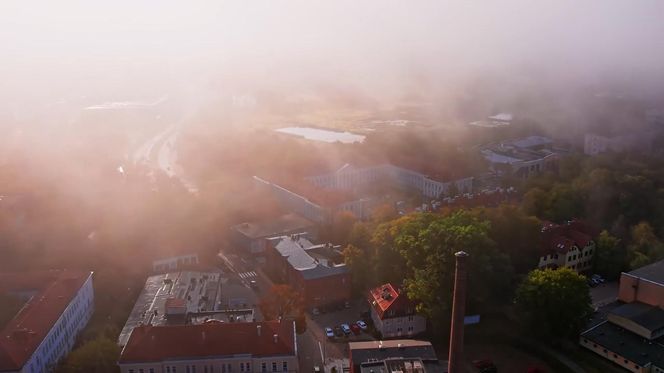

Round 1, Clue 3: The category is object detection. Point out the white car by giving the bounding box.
[325,327,334,338]
[356,320,368,330]
[341,323,351,335]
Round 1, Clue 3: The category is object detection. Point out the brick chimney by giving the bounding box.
[447,251,469,373]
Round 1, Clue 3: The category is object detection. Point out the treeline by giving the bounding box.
[522,152,664,275]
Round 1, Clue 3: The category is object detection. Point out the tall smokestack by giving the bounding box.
[448,251,469,373]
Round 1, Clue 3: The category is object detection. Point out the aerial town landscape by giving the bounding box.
[1,1,664,373]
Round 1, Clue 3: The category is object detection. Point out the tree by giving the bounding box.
[627,222,664,269]
[471,205,542,274]
[259,284,304,320]
[592,230,626,279]
[343,244,371,295]
[57,336,120,373]
[381,212,513,333]
[515,268,592,341]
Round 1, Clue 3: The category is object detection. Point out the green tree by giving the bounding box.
[57,336,120,373]
[385,212,513,333]
[627,222,664,269]
[515,268,592,341]
[592,230,626,279]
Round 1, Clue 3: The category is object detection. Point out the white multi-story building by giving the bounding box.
[0,270,94,373]
[255,163,474,224]
[118,321,298,373]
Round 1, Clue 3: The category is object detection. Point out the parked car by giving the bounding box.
[356,320,368,330]
[313,366,321,373]
[350,324,361,335]
[249,280,259,290]
[341,323,351,335]
[325,327,334,339]
[592,274,605,283]
[333,326,344,338]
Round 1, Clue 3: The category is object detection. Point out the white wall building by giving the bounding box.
[0,270,94,373]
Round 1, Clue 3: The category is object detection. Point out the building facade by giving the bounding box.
[152,254,200,273]
[118,321,298,373]
[367,283,427,338]
[538,220,597,273]
[0,270,94,373]
[267,235,351,311]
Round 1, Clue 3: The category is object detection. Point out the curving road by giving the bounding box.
[132,125,198,193]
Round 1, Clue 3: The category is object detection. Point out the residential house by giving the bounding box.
[538,220,598,273]
[367,283,427,338]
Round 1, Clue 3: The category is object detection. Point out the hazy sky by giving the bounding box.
[2,1,664,103]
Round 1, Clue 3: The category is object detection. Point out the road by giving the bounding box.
[132,124,198,193]
[590,281,618,308]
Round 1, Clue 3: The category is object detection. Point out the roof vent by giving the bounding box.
[257,325,262,336]
[397,343,403,349]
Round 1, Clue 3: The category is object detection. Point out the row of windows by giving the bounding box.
[30,279,93,373]
[581,339,640,370]
[134,362,290,373]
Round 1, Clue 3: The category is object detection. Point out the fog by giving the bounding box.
[1,1,664,273]
[2,1,664,111]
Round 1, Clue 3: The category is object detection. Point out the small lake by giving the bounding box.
[275,126,365,144]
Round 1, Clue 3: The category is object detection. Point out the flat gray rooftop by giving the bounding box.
[118,271,222,346]
[627,259,664,285]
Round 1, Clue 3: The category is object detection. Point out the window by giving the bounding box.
[246,363,251,372]
[613,354,618,358]
[240,364,244,372]
[222,365,226,373]
[282,362,288,372]
[262,363,267,372]
[602,349,607,353]
[272,362,277,372]
[150,369,155,373]
[139,369,144,373]
[193,367,197,373]
[187,367,191,373]
[129,370,135,373]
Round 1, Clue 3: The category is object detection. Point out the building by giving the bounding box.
[231,214,316,255]
[618,260,664,309]
[367,283,427,338]
[255,163,473,224]
[118,321,298,373]
[349,340,445,373]
[266,234,350,312]
[481,135,560,179]
[118,271,254,347]
[152,253,200,273]
[580,260,664,372]
[0,270,94,373]
[584,133,653,156]
[538,220,598,273]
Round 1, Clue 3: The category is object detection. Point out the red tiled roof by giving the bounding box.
[0,270,92,371]
[118,321,296,363]
[540,220,597,256]
[368,283,415,320]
